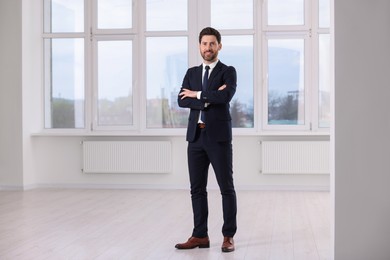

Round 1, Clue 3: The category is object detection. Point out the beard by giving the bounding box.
[201,51,218,62]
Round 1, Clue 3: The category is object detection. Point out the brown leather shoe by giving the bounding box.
[221,237,235,252]
[175,236,210,249]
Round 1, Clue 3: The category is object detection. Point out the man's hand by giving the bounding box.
[179,88,198,99]
[218,84,226,91]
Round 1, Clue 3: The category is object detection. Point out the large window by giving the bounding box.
[146,36,188,128]
[96,39,133,127]
[263,0,330,131]
[42,0,331,134]
[145,0,188,129]
[266,38,306,127]
[211,0,254,128]
[43,0,85,129]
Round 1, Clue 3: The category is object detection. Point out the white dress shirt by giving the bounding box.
[197,60,219,123]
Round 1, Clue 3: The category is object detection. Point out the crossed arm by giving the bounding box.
[178,84,226,100]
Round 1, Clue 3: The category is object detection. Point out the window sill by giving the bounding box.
[31,129,330,137]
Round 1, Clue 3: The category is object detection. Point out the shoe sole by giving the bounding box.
[221,247,235,253]
[175,243,210,249]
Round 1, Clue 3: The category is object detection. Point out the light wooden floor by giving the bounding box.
[0,189,330,260]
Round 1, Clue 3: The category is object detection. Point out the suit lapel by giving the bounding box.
[196,65,203,91]
[207,61,222,89]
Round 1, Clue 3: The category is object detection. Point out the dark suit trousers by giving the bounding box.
[187,127,237,238]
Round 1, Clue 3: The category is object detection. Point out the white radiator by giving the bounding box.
[261,141,329,174]
[82,141,172,174]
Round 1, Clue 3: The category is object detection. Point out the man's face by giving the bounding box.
[199,35,222,63]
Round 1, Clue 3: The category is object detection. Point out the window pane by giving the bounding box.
[43,0,84,33]
[319,0,330,28]
[268,0,304,26]
[146,37,188,128]
[218,35,254,128]
[97,41,133,126]
[146,0,187,31]
[44,38,85,129]
[211,0,253,29]
[319,34,330,128]
[268,39,305,125]
[97,0,132,29]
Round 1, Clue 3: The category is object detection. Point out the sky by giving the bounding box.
[48,0,330,106]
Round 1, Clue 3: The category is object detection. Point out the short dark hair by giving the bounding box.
[199,27,221,44]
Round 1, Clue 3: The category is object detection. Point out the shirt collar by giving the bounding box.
[203,59,219,70]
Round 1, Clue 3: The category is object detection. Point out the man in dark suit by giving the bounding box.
[175,27,237,253]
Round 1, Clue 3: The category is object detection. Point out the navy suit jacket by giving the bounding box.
[178,61,237,142]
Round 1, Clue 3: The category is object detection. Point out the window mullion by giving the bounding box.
[138,0,147,132]
[188,0,199,67]
[84,0,93,133]
[304,33,313,131]
[310,0,320,131]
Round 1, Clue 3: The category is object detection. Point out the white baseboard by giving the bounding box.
[0,183,329,192]
[0,184,39,191]
[236,184,330,191]
[34,183,190,190]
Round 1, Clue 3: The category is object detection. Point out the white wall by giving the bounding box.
[0,0,330,191]
[0,0,24,187]
[21,0,43,188]
[0,0,41,189]
[335,0,390,259]
[30,136,330,190]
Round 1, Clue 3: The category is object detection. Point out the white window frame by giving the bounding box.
[139,0,193,136]
[262,0,311,32]
[91,35,138,131]
[262,33,311,131]
[260,0,330,133]
[91,0,137,35]
[312,0,331,132]
[40,0,331,136]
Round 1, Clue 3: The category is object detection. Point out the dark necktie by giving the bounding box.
[201,65,210,122]
[203,65,210,91]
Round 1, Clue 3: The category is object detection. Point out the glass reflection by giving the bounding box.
[44,38,85,128]
[146,37,188,128]
[97,0,132,29]
[44,0,84,33]
[268,0,304,26]
[268,39,305,125]
[97,40,133,126]
[319,0,330,28]
[146,0,187,31]
[218,35,254,128]
[319,34,330,128]
[211,0,253,29]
